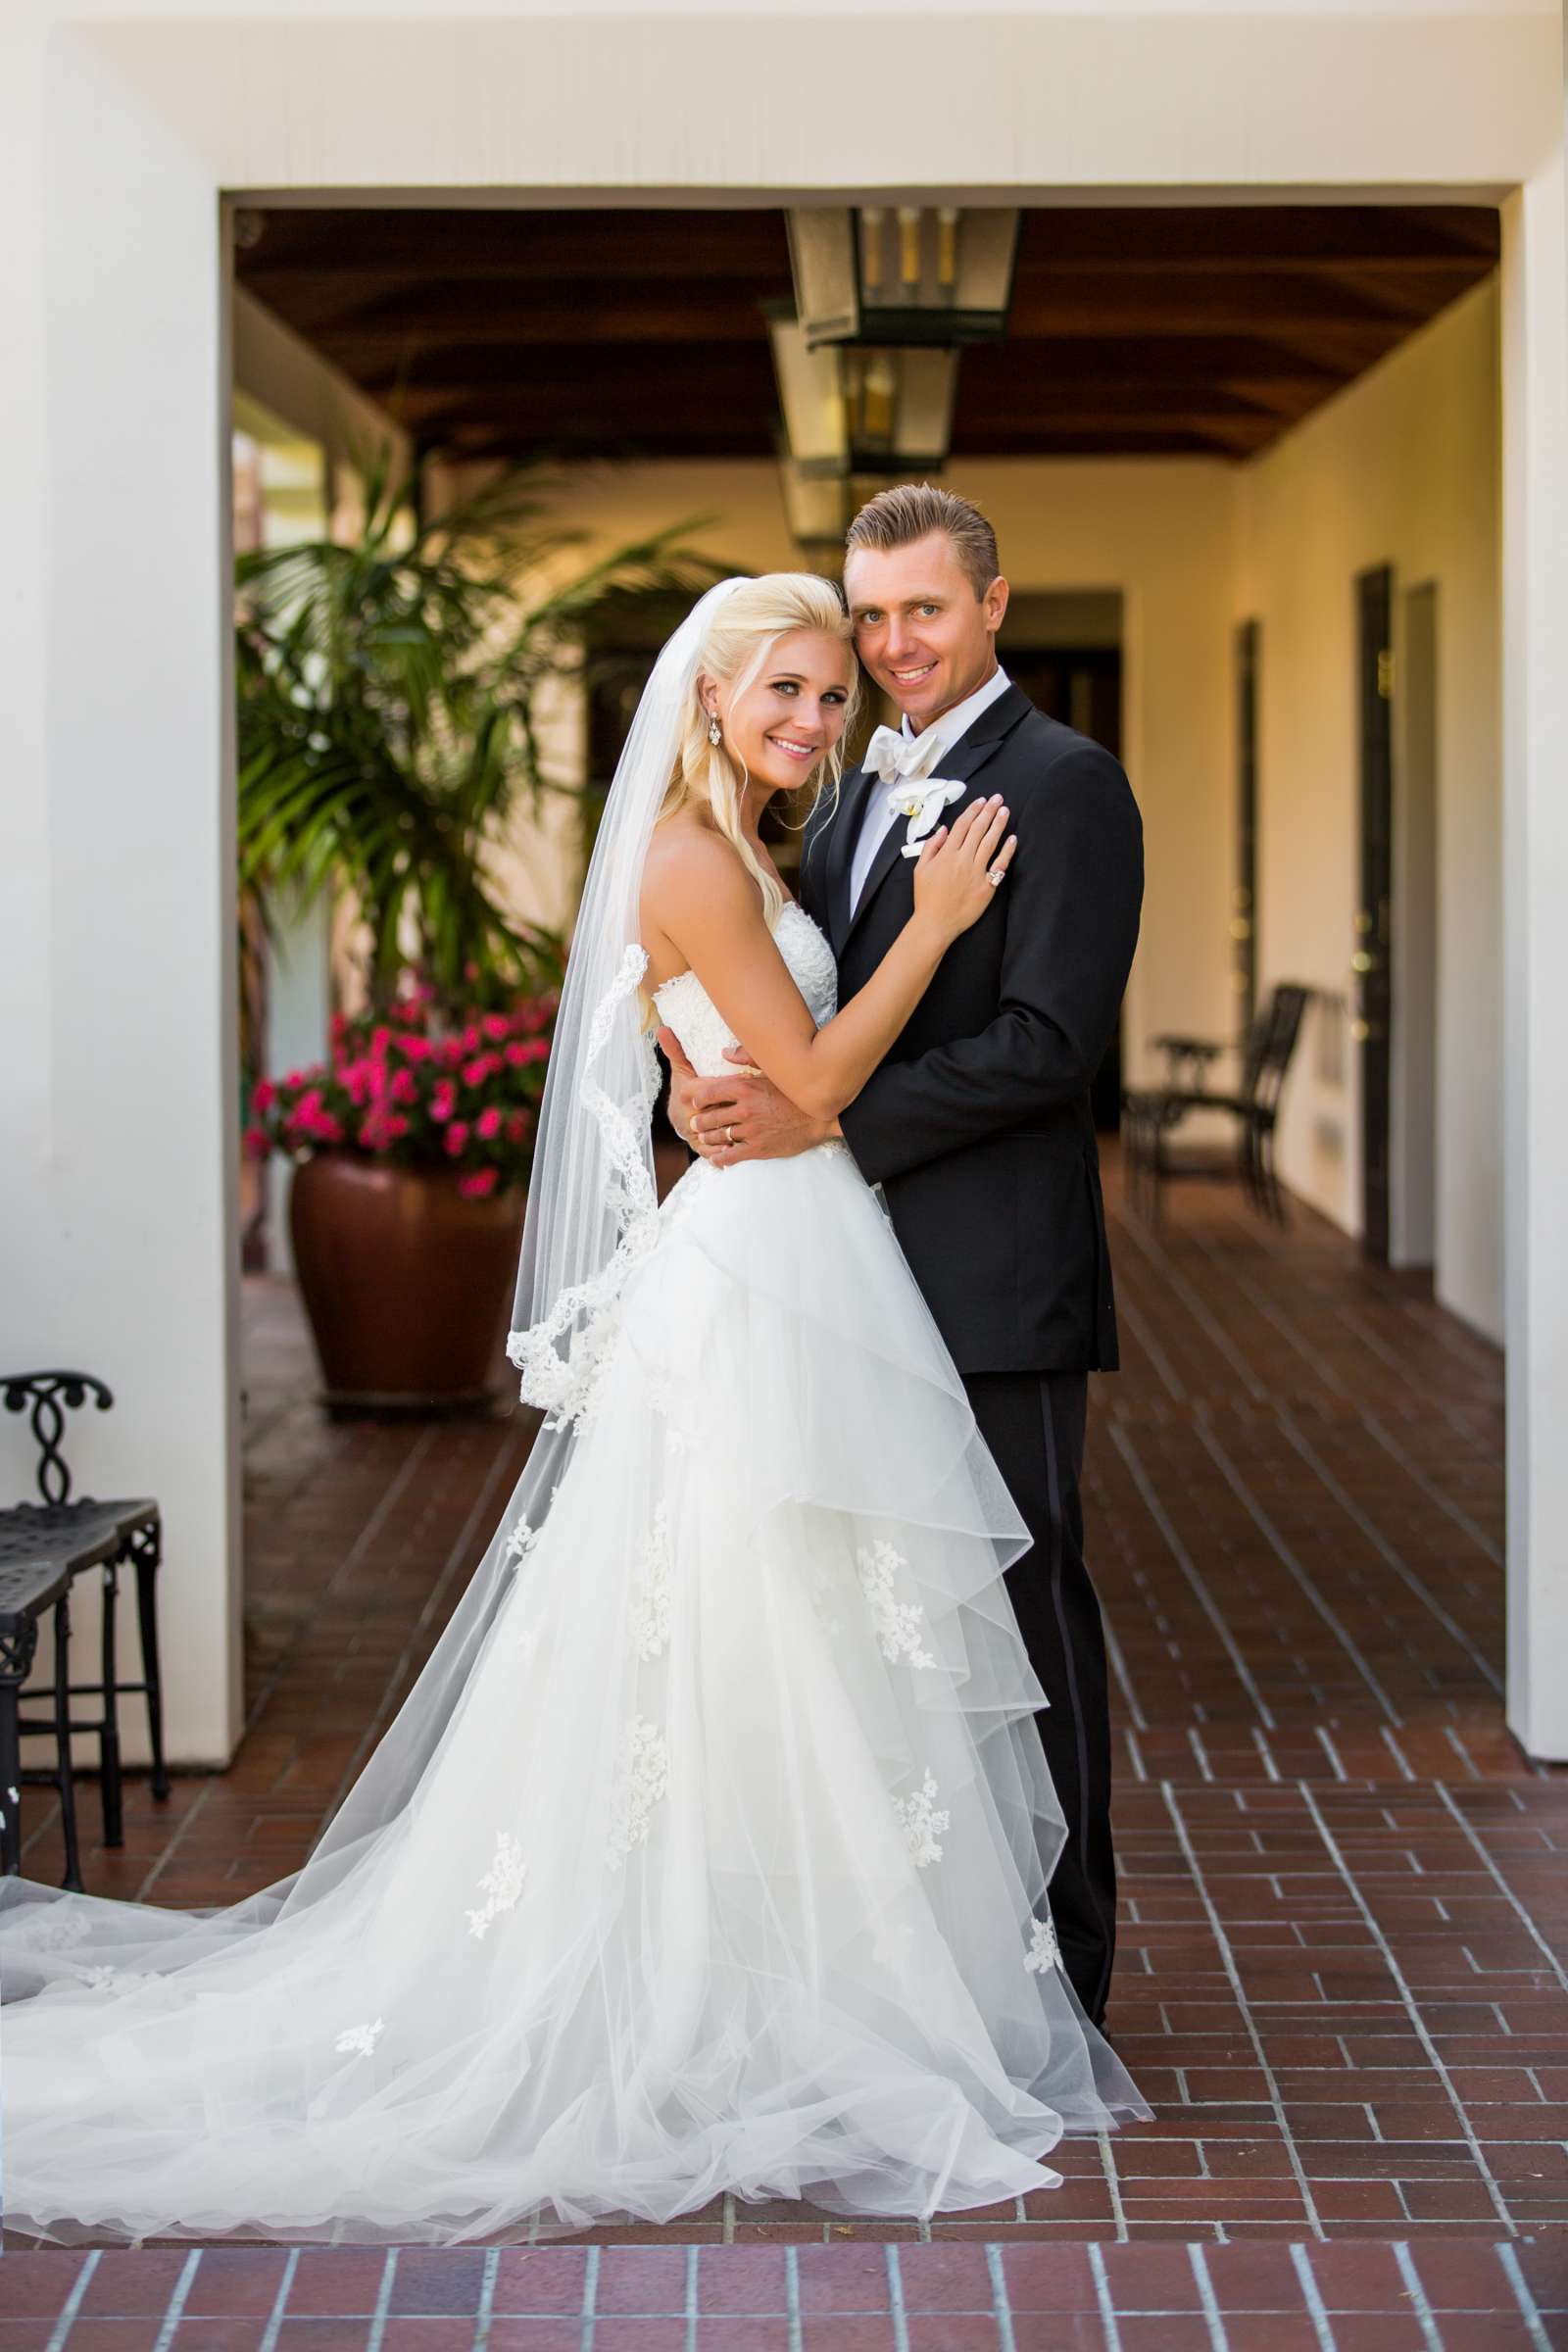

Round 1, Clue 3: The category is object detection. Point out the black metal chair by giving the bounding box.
[2,1372,169,1864]
[1122,984,1311,1226]
[0,1554,83,1886]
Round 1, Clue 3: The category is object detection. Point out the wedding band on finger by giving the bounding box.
[988,866,1005,887]
[726,1123,736,1146]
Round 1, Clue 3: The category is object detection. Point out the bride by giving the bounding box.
[0,574,1147,2247]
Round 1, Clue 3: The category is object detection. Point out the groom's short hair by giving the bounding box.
[845,484,1000,601]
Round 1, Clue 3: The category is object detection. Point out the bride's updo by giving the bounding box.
[659,572,859,930]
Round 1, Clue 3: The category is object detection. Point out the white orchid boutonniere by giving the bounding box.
[890,777,967,858]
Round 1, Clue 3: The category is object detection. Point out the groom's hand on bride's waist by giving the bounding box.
[659,1031,839,1166]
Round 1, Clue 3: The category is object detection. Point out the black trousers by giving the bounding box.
[962,1370,1116,2026]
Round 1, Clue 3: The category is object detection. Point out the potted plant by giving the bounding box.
[244,980,556,1408]
[236,453,716,1408]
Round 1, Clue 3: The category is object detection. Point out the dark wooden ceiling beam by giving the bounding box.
[237,210,790,278]
[1014,205,1498,269]
[363,332,1345,396]
[285,266,1468,355]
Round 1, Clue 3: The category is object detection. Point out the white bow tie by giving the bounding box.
[862,723,946,789]
[860,724,966,855]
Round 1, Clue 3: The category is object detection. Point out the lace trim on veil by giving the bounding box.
[506,944,662,1430]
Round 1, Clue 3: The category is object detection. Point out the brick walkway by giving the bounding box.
[6,1158,1568,2345]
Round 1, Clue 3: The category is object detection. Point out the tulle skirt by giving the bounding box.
[0,1142,1147,2244]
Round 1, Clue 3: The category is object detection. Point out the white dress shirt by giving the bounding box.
[848,664,1013,915]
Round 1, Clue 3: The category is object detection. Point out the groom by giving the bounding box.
[662,485,1143,2027]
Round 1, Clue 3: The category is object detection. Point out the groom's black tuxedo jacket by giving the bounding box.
[799,684,1143,1377]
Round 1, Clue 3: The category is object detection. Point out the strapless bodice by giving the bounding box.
[651,901,839,1076]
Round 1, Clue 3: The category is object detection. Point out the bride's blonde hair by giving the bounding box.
[656,573,859,929]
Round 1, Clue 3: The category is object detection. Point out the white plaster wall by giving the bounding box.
[1501,155,1568,1760]
[1,26,245,1765]
[1234,280,1503,1338]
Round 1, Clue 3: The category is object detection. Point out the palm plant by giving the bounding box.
[236,452,720,1007]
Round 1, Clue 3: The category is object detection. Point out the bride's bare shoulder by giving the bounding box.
[642,817,756,928]
[640,818,765,992]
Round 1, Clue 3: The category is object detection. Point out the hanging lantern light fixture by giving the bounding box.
[767,206,1019,557]
[765,305,958,479]
[785,206,1020,351]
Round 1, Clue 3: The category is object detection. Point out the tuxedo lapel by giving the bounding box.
[839,684,1033,957]
[823,763,877,956]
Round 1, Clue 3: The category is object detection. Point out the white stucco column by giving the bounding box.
[0,27,244,1763]
[1501,152,1568,1760]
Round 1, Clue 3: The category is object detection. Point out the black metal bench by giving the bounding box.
[0,1553,82,1886]
[2,1372,169,1881]
[1122,984,1311,1227]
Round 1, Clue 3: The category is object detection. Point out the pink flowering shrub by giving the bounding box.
[244,978,556,1200]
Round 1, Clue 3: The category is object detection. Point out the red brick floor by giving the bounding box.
[6,1157,1568,2344]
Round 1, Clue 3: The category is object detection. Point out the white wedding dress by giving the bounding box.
[0,902,1146,2246]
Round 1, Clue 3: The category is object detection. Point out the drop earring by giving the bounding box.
[708,713,722,747]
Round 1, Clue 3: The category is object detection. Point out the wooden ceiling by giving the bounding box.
[235,205,1499,465]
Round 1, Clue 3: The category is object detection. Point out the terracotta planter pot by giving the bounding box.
[289,1154,526,1413]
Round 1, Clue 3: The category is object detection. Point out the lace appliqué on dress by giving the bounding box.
[333,2018,385,2058]
[1024,1911,1061,1974]
[856,1540,936,1670]
[466,1831,527,1939]
[608,1716,670,1865]
[894,1769,950,1868]
[83,1965,153,1994]
[629,1501,673,1661]
[7,1907,90,1954]
[507,943,662,1432]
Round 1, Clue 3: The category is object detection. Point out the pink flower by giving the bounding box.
[430,1080,458,1123]
[475,1105,503,1140]
[481,1014,511,1043]
[462,1054,499,1087]
[459,1168,500,1199]
[444,1120,470,1156]
[251,1078,276,1113]
[370,1026,392,1060]
[242,1125,270,1160]
[505,1110,531,1145]
[505,1039,549,1067]
[389,1068,417,1104]
[395,1034,431,1062]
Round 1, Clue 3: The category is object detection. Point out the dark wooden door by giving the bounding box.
[1003,645,1125,1131]
[1235,620,1259,1031]
[1355,564,1395,1262]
